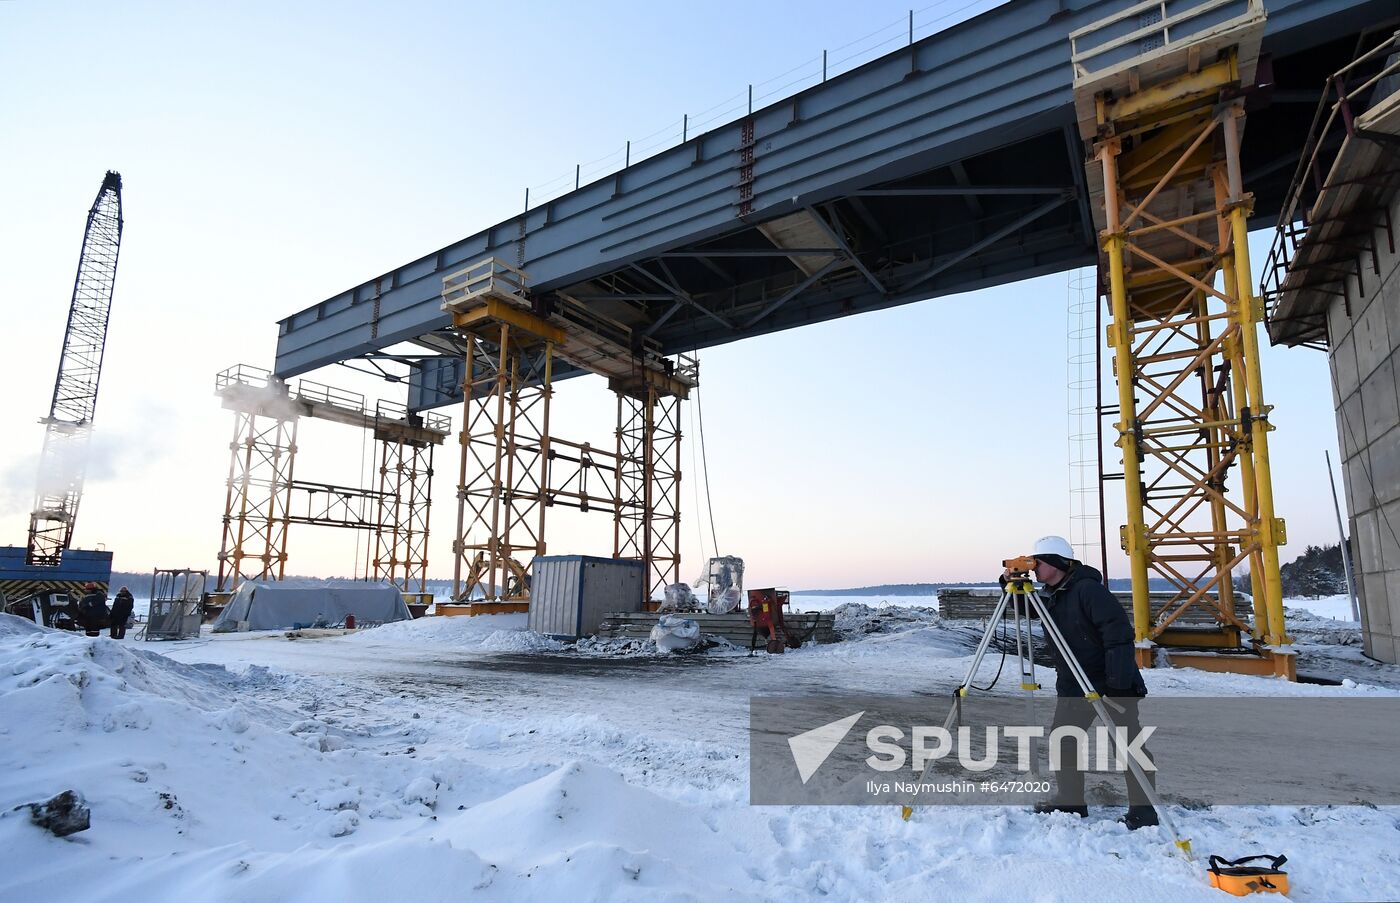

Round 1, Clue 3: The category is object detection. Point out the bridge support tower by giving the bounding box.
[214,366,449,596]
[1071,0,1293,678]
[439,259,696,612]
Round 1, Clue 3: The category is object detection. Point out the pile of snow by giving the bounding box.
[830,601,943,638]
[1284,593,1360,623]
[0,614,760,901]
[0,616,451,846]
[344,613,562,653]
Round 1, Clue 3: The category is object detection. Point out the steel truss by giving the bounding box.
[27,172,124,566]
[613,384,683,601]
[214,366,447,594]
[1076,3,1292,678]
[216,408,297,591]
[373,419,437,592]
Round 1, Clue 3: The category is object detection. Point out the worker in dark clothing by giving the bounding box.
[1007,535,1159,831]
[109,587,135,639]
[76,583,110,637]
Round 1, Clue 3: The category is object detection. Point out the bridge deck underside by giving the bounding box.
[270,0,1395,411]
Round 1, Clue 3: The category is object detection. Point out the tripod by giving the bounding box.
[905,572,1191,858]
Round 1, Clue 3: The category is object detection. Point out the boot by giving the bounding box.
[1119,806,1159,830]
[1033,801,1088,817]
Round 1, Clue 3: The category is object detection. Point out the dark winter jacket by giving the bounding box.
[77,590,110,629]
[1040,565,1147,698]
[111,589,135,623]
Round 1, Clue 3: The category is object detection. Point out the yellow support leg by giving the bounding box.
[1224,109,1289,651]
[1100,143,1154,653]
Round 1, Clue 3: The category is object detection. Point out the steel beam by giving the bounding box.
[901,197,1068,293]
[271,0,1390,391]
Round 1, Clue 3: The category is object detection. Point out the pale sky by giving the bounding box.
[1,0,1343,591]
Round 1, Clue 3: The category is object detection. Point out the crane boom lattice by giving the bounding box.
[27,171,124,567]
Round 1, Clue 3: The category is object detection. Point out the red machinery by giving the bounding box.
[748,587,798,654]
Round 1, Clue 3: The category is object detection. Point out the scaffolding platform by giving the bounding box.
[1263,31,1400,347]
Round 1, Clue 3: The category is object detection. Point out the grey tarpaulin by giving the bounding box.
[210,580,410,632]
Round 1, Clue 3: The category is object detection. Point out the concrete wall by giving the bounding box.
[1324,190,1400,663]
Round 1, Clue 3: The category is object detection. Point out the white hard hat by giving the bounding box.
[1032,535,1075,560]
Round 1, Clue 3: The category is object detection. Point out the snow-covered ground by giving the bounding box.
[1285,592,1360,622]
[2,602,1398,902]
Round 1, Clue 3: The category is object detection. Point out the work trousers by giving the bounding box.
[1048,696,1155,808]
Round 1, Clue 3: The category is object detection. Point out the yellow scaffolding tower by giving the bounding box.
[1071,0,1293,679]
[439,258,696,614]
[449,309,557,610]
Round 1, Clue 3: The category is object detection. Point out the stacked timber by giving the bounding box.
[595,611,837,645]
[937,588,1255,626]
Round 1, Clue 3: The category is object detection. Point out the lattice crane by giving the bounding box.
[26,171,124,566]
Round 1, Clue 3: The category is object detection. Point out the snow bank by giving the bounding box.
[345,612,561,652]
[0,615,481,894]
[1285,593,1359,622]
[435,760,753,897]
[0,615,756,902]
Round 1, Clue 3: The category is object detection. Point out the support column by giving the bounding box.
[613,381,685,602]
[1223,107,1289,651]
[216,404,297,592]
[613,389,650,569]
[373,423,436,593]
[1078,34,1291,677]
[648,390,683,599]
[1098,140,1153,653]
[452,324,552,603]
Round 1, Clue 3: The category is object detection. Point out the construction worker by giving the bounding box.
[76,583,109,637]
[109,586,135,639]
[1008,535,1159,831]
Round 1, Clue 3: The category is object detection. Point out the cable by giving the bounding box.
[970,615,1010,691]
[694,379,720,555]
[688,396,708,566]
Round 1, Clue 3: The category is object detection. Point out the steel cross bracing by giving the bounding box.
[268,0,1393,415]
[216,409,296,591]
[27,171,124,566]
[213,366,448,593]
[373,421,437,593]
[451,324,553,604]
[1075,0,1293,678]
[613,385,684,601]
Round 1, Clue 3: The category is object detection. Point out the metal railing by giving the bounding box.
[441,258,529,311]
[1070,0,1262,83]
[375,399,451,434]
[296,378,367,418]
[216,364,451,435]
[1259,30,1400,324]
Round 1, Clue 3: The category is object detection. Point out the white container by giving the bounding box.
[528,555,646,639]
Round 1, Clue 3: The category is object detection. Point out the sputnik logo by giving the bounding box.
[787,711,864,784]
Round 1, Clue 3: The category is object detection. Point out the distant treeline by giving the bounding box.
[1236,542,1349,599]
